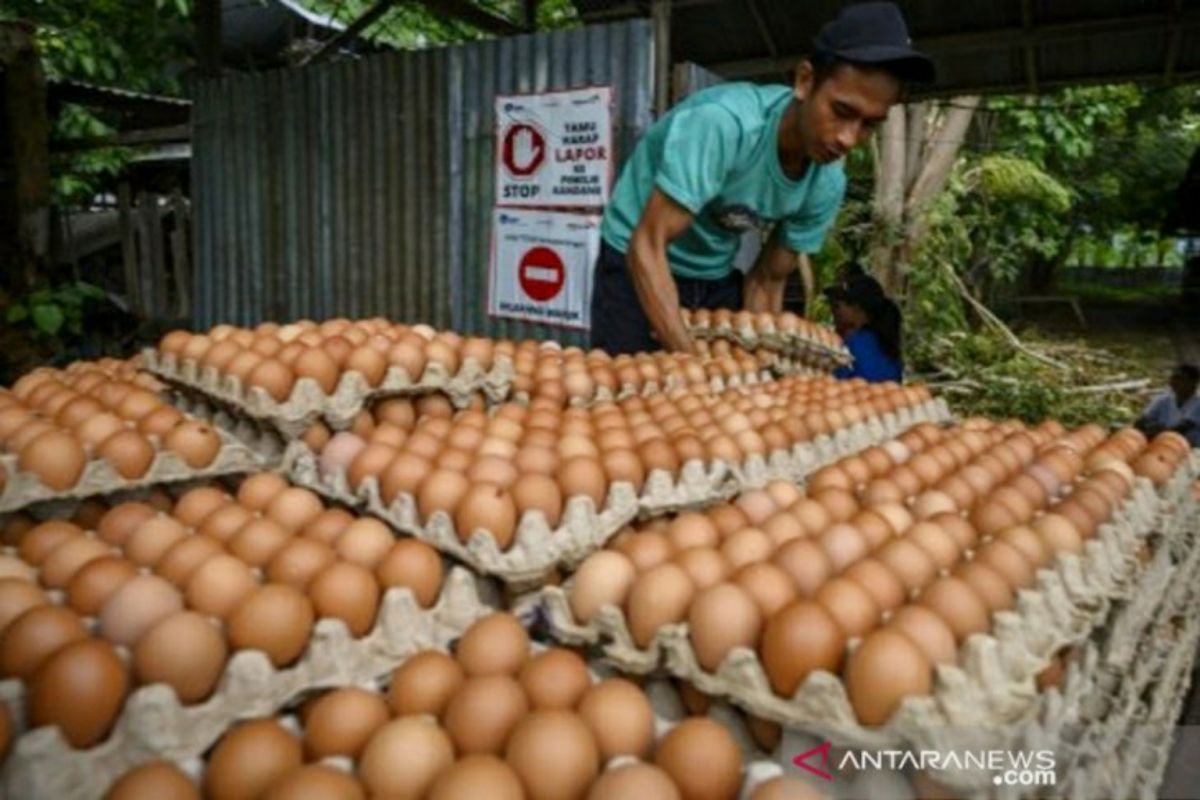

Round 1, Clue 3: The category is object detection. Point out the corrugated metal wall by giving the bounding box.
[191,20,655,347]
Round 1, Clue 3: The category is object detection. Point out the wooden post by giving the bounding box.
[170,190,192,320]
[194,0,222,78]
[118,182,140,314]
[651,0,672,115]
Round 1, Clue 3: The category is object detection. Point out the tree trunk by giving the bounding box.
[868,96,981,299]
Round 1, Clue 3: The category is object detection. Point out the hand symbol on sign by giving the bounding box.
[511,126,543,172]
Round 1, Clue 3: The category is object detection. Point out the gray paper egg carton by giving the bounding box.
[0,566,495,800]
[143,349,515,439]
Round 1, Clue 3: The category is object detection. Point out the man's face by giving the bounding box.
[795,62,900,163]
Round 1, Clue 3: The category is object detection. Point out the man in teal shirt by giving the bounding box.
[590,2,934,354]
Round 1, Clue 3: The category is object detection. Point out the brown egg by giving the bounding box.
[197,503,255,543]
[97,430,156,480]
[444,674,530,754]
[816,523,869,572]
[426,755,525,800]
[19,430,87,490]
[375,539,443,607]
[105,760,200,800]
[559,457,608,508]
[309,562,379,637]
[163,421,221,468]
[749,776,828,800]
[304,686,391,759]
[759,601,846,697]
[455,483,519,550]
[18,519,83,564]
[65,556,137,615]
[124,515,189,567]
[387,650,465,717]
[996,525,1052,569]
[99,573,184,646]
[0,577,47,635]
[301,508,356,544]
[953,561,1015,613]
[719,527,773,571]
[577,677,656,760]
[569,551,638,625]
[772,539,834,598]
[263,765,364,800]
[871,503,914,537]
[687,582,763,671]
[1032,513,1084,556]
[173,486,232,527]
[510,473,564,529]
[972,540,1036,589]
[227,583,314,667]
[906,522,961,571]
[844,629,933,726]
[733,562,797,617]
[505,710,601,800]
[626,563,696,648]
[811,488,858,523]
[236,472,289,511]
[456,612,530,676]
[588,763,681,800]
[519,648,591,710]
[29,639,129,748]
[655,718,743,800]
[40,535,112,589]
[707,504,750,538]
[358,715,454,798]
[416,470,471,523]
[842,558,907,612]
[875,539,937,593]
[888,605,958,666]
[205,719,303,800]
[926,512,976,552]
[264,487,324,532]
[134,611,228,704]
[815,578,881,639]
[185,552,259,622]
[917,577,991,642]
[0,604,89,679]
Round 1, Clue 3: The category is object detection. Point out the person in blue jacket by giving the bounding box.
[827,272,903,382]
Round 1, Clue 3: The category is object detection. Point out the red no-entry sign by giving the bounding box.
[518,246,565,302]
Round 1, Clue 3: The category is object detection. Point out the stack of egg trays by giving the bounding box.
[536,468,1175,793]
[280,398,953,591]
[0,564,495,800]
[65,655,784,800]
[0,423,267,515]
[689,318,853,372]
[142,348,516,440]
[1055,496,1200,800]
[508,363,778,410]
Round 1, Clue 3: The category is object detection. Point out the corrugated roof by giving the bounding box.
[573,0,1200,95]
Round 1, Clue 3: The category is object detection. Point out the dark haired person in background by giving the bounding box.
[827,273,903,382]
[1136,364,1200,447]
[589,2,934,355]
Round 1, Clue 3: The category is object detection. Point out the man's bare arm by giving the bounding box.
[627,189,697,353]
[744,232,800,313]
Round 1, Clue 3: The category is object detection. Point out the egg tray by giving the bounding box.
[0,566,496,800]
[535,476,1167,773]
[142,349,516,439]
[279,400,952,591]
[165,390,290,462]
[508,367,777,410]
[0,425,267,516]
[689,320,853,369]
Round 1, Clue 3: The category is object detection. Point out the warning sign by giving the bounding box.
[495,86,614,209]
[488,209,600,330]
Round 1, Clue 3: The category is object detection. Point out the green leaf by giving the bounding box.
[31,304,66,336]
[6,304,28,323]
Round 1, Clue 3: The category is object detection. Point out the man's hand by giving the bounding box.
[628,189,697,353]
[744,232,801,313]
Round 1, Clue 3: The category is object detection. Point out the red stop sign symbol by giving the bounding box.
[502,123,545,178]
[518,247,565,302]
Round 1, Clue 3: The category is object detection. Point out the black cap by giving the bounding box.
[813,2,936,83]
[825,273,890,315]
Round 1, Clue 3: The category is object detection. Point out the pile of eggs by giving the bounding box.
[103,611,813,800]
[0,473,445,750]
[566,419,1171,727]
[682,309,849,360]
[306,377,935,550]
[0,361,224,494]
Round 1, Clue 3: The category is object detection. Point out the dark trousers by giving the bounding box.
[589,241,743,355]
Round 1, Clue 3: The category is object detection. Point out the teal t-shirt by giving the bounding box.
[600,83,846,280]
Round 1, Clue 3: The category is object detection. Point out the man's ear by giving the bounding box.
[794,60,815,102]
